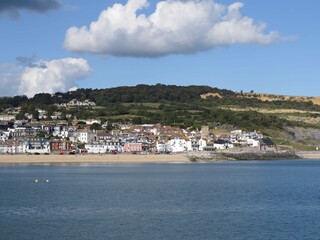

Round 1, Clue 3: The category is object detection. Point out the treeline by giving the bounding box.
[0,84,318,111]
[0,84,232,108]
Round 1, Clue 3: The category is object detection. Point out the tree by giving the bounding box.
[32,93,53,105]
[32,110,39,120]
[15,112,26,120]
[106,122,114,131]
[77,121,86,129]
[90,123,102,130]
[132,117,143,124]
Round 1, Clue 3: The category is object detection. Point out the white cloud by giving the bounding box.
[0,58,90,97]
[64,0,279,57]
[0,63,22,96]
[18,58,90,97]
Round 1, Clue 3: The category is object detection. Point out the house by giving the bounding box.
[24,113,33,120]
[51,112,62,120]
[68,129,78,142]
[0,141,24,154]
[81,119,101,125]
[66,99,96,107]
[0,115,15,121]
[168,138,188,153]
[259,138,276,151]
[198,139,207,151]
[0,143,12,154]
[156,142,171,153]
[0,131,8,142]
[187,139,199,151]
[9,126,37,139]
[50,141,72,152]
[123,143,142,153]
[187,138,207,151]
[96,131,113,142]
[85,141,122,153]
[36,109,47,119]
[104,141,122,152]
[24,138,50,154]
[4,107,21,115]
[214,139,234,150]
[76,130,95,143]
[247,138,260,147]
[85,143,107,154]
[41,124,55,135]
[229,129,264,146]
[52,125,70,138]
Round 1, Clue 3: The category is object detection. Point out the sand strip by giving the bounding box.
[0,154,190,164]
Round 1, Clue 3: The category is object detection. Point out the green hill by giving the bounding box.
[1,84,320,150]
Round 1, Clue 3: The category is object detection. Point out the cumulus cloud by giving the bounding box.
[18,58,90,97]
[0,58,90,97]
[0,64,22,96]
[64,0,279,57]
[0,0,60,18]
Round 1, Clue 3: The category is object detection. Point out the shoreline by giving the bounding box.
[1,151,320,165]
[0,154,190,165]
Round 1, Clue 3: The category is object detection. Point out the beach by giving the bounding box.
[0,154,190,164]
[1,151,320,165]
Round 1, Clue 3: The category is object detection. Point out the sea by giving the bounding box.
[1,160,320,240]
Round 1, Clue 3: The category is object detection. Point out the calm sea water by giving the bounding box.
[1,160,320,239]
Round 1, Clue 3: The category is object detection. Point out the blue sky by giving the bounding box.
[0,0,319,97]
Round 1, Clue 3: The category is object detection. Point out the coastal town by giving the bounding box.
[0,99,275,155]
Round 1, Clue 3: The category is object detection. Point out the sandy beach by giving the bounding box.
[0,154,190,164]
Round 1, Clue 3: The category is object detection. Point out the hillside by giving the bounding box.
[242,93,320,105]
[1,84,320,149]
[202,91,320,106]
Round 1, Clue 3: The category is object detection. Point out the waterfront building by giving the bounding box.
[24,138,50,154]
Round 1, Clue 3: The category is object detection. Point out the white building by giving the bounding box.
[0,143,24,154]
[36,109,47,119]
[247,138,260,147]
[76,130,95,143]
[0,115,15,121]
[24,139,50,154]
[85,143,106,154]
[198,139,207,151]
[66,99,96,107]
[214,140,234,150]
[156,142,171,153]
[80,119,101,125]
[168,138,188,153]
[85,142,122,153]
[0,131,8,142]
[52,126,70,139]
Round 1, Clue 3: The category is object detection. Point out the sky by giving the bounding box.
[0,0,319,97]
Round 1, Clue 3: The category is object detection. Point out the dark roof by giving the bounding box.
[214,139,231,144]
[259,138,275,146]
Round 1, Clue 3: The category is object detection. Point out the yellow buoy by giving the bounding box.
[35,179,39,183]
[45,179,49,183]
